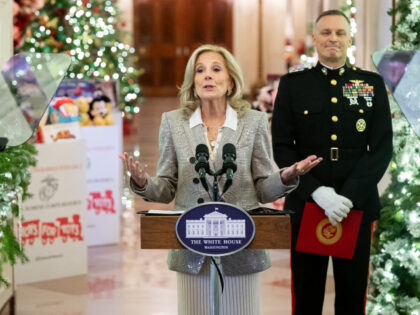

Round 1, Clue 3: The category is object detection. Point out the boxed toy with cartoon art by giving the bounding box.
[40,79,118,143]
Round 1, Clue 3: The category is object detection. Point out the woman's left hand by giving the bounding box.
[280,155,323,185]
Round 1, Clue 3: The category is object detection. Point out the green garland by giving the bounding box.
[0,143,37,287]
[389,0,420,50]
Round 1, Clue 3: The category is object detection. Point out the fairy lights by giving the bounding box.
[20,0,143,115]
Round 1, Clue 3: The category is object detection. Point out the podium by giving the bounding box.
[140,214,290,249]
[139,206,291,315]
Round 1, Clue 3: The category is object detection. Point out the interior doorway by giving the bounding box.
[134,0,233,96]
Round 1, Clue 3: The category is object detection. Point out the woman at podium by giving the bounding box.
[121,44,320,315]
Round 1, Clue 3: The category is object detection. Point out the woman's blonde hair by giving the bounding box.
[179,44,250,118]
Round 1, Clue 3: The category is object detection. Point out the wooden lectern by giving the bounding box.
[140,215,290,249]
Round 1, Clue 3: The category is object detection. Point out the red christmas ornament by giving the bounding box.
[93,7,99,13]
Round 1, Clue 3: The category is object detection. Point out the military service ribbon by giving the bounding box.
[343,82,375,107]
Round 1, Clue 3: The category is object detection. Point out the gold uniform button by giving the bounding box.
[331,116,338,122]
[331,134,338,141]
[331,97,338,103]
[330,79,337,86]
[304,110,308,115]
[359,109,364,113]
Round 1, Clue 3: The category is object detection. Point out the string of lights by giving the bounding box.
[341,0,357,65]
[19,0,143,117]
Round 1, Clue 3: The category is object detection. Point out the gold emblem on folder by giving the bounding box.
[316,219,343,245]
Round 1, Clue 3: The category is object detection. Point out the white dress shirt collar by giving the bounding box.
[320,61,346,70]
[189,104,238,130]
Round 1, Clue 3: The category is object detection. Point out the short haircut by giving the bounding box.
[315,10,350,25]
[179,44,250,118]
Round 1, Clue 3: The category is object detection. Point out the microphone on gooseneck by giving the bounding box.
[195,144,211,191]
[222,143,237,194]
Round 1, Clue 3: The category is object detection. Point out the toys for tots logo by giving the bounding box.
[19,214,84,246]
[88,190,115,215]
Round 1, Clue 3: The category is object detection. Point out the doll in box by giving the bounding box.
[48,97,79,124]
[88,95,114,126]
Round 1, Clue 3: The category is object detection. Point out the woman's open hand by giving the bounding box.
[119,152,148,189]
[280,155,322,185]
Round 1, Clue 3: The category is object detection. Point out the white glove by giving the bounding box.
[311,186,353,226]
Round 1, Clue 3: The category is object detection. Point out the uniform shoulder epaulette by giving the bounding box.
[284,66,313,77]
[349,65,381,78]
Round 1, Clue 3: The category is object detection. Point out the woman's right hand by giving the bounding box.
[280,155,322,185]
[119,152,148,189]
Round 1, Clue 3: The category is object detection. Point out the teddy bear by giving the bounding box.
[73,97,91,126]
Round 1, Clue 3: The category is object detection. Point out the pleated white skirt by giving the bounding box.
[176,260,260,315]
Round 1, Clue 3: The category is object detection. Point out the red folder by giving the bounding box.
[296,202,363,259]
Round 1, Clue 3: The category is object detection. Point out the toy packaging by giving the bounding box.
[47,79,118,127]
[38,79,119,143]
[48,97,79,124]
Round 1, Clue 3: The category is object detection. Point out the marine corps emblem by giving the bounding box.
[316,218,343,245]
[356,118,366,132]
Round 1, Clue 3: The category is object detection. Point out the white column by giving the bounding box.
[0,0,13,67]
[233,0,259,93]
[292,0,308,56]
[262,0,287,78]
[355,0,392,70]
[117,0,133,33]
[323,0,341,10]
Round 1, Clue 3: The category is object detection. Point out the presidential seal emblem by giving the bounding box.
[316,219,343,245]
[176,202,255,256]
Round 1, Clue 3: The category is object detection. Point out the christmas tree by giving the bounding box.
[0,144,37,286]
[18,0,143,116]
[341,0,357,65]
[366,1,420,314]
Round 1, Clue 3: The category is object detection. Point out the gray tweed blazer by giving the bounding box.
[132,108,296,275]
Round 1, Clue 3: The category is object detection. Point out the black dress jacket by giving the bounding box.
[272,62,393,224]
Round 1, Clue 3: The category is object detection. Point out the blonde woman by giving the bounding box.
[121,44,321,315]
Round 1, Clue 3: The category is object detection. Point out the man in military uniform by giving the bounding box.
[272,10,393,315]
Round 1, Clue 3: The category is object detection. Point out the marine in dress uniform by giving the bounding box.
[271,61,393,315]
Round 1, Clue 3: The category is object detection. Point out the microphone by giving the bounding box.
[221,143,237,193]
[195,144,211,191]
